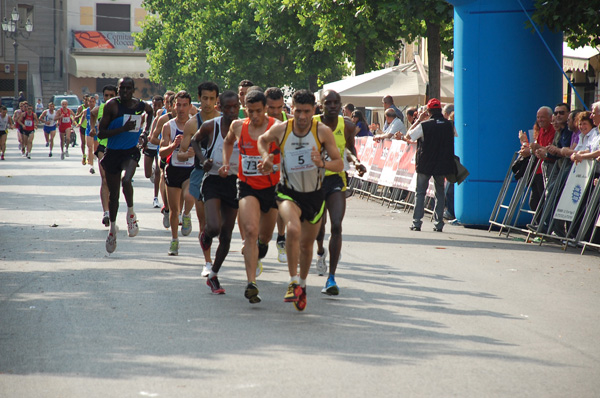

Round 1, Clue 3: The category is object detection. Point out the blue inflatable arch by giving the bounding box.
[447,0,562,225]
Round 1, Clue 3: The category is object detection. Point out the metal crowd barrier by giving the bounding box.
[488,153,540,236]
[489,155,600,255]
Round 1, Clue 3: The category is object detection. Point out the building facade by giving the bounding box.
[0,0,63,105]
[0,0,159,106]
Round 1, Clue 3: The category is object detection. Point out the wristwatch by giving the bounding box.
[272,164,279,172]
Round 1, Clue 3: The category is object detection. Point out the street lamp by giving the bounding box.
[2,6,33,109]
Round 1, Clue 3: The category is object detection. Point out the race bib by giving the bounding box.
[286,147,316,173]
[171,148,194,167]
[241,154,262,176]
[24,120,33,127]
[123,114,142,133]
[62,117,70,124]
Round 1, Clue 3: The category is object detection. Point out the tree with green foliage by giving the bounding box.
[532,1,600,49]
[135,0,348,93]
[135,0,454,97]
[292,0,453,99]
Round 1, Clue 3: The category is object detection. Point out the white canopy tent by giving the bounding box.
[319,61,454,108]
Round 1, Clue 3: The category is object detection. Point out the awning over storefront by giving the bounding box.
[68,54,150,78]
[563,42,599,73]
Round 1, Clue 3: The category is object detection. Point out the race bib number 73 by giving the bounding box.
[241,154,262,176]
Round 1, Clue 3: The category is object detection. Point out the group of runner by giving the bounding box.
[3,77,368,312]
[1,95,106,169]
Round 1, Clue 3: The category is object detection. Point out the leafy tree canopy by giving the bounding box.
[532,0,600,48]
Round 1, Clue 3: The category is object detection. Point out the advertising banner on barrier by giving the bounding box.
[553,160,593,221]
[353,137,423,193]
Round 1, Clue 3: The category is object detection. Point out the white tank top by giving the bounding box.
[205,117,239,176]
[280,119,324,192]
[168,117,194,168]
[0,114,9,130]
[45,109,56,126]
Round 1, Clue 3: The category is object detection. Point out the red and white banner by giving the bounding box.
[350,137,434,195]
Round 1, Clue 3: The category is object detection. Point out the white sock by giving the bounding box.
[299,278,307,288]
[127,206,134,216]
[209,270,217,279]
[289,276,299,284]
[110,222,117,233]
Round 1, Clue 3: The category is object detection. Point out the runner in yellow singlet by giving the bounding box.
[313,89,366,295]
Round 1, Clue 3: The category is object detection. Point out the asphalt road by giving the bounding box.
[1,129,599,397]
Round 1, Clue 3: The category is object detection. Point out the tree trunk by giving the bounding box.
[308,74,318,93]
[426,21,441,100]
[355,40,366,76]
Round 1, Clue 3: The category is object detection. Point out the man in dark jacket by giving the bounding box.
[404,98,456,232]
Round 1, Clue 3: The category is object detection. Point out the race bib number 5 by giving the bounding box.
[287,147,316,173]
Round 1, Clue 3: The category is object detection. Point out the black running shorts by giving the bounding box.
[101,147,141,175]
[276,184,325,224]
[203,174,239,209]
[237,180,277,214]
[165,164,193,188]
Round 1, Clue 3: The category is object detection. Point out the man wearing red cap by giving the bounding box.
[404,98,456,232]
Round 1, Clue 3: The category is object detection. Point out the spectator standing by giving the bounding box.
[442,103,457,221]
[351,110,371,137]
[35,99,43,120]
[382,95,404,123]
[342,103,354,118]
[567,110,581,149]
[404,98,456,232]
[373,108,406,141]
[520,106,554,211]
[406,107,418,128]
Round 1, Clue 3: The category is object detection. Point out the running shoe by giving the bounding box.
[127,213,139,237]
[256,259,263,278]
[199,231,212,251]
[89,167,95,174]
[181,214,192,236]
[315,249,327,276]
[207,275,225,294]
[61,152,65,160]
[153,197,160,208]
[26,153,31,159]
[161,206,170,229]
[65,150,69,157]
[102,211,110,227]
[46,142,49,147]
[321,275,339,296]
[168,239,179,256]
[201,262,212,277]
[82,155,87,165]
[276,240,287,263]
[106,231,117,253]
[1,154,4,160]
[284,282,302,302]
[244,282,261,304]
[293,287,307,311]
[48,152,52,157]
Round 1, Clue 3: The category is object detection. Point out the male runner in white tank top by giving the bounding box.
[257,89,343,312]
